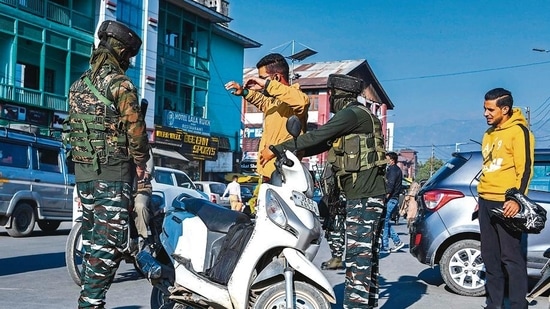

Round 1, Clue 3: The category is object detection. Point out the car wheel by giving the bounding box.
[440,239,486,297]
[37,220,61,233]
[6,202,36,237]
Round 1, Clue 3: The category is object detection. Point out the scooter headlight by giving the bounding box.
[265,189,288,228]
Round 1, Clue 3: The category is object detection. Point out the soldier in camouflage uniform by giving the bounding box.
[66,20,149,309]
[260,74,387,308]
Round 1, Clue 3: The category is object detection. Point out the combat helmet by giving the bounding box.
[327,74,364,95]
[327,74,365,113]
[98,20,142,58]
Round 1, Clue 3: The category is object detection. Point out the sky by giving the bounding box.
[228,1,550,158]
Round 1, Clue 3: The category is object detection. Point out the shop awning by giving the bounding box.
[151,147,189,162]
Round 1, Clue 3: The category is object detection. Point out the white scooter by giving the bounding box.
[143,115,335,309]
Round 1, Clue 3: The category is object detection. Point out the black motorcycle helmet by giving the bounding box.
[97,20,142,69]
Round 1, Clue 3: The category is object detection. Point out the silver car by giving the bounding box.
[0,127,74,237]
[409,149,550,296]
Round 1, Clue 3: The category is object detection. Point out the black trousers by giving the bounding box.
[478,198,528,309]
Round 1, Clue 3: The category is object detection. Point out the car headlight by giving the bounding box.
[265,189,287,228]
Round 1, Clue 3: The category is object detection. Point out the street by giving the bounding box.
[0,221,548,308]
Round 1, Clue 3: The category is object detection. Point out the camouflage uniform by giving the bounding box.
[67,27,149,307]
[326,213,345,259]
[345,197,385,308]
[270,74,386,308]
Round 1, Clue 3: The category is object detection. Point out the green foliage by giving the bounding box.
[416,157,445,181]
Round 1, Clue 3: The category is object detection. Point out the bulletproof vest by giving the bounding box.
[64,69,130,171]
[328,104,387,185]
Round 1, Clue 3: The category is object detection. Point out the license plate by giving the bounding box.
[292,191,319,216]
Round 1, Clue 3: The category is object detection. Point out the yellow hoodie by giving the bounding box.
[477,108,535,201]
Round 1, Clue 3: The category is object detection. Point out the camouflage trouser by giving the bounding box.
[77,180,132,309]
[344,197,385,309]
[327,214,346,258]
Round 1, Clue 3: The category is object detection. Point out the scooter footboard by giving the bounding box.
[250,248,336,303]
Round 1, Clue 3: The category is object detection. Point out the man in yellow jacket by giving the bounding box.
[225,53,310,213]
[477,87,535,309]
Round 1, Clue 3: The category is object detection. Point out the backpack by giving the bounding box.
[204,222,254,285]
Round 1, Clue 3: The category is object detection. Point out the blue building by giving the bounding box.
[0,0,259,180]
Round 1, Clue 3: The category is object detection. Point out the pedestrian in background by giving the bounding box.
[477,87,534,309]
[225,53,310,214]
[66,20,149,309]
[260,74,387,309]
[223,175,242,211]
[381,151,404,253]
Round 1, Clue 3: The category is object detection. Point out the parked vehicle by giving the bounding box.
[144,115,334,308]
[151,166,207,200]
[194,180,231,208]
[409,149,550,297]
[0,127,74,237]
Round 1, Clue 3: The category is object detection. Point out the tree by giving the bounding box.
[416,157,445,181]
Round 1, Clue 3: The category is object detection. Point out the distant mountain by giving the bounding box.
[393,116,550,163]
[393,119,486,162]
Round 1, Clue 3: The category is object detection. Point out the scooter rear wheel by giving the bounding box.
[65,222,85,286]
[253,281,330,309]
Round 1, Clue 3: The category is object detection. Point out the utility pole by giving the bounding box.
[430,144,434,176]
[526,106,531,128]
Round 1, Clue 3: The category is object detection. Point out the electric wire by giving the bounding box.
[380,60,550,82]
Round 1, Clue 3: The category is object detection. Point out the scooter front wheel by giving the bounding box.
[253,281,330,309]
[150,285,194,309]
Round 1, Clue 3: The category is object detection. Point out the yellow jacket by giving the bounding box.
[244,79,309,177]
[477,108,535,201]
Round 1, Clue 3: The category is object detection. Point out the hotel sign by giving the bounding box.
[154,125,218,160]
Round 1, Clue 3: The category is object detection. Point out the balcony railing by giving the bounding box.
[0,83,67,111]
[0,0,93,33]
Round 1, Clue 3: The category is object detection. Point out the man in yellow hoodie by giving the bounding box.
[225,53,310,213]
[477,87,535,309]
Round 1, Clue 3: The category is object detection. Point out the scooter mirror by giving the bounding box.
[286,115,302,138]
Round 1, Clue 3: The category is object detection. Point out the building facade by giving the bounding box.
[0,0,259,180]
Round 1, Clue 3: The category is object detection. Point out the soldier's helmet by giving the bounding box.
[97,20,142,58]
[327,74,364,95]
[327,74,364,113]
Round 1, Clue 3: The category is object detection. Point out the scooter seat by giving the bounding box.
[179,198,252,233]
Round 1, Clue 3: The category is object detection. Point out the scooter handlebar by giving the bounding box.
[269,145,294,167]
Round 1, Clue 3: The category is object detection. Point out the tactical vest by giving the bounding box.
[64,72,129,171]
[328,104,387,186]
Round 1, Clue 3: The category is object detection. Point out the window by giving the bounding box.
[308,94,320,111]
[530,162,550,192]
[36,147,61,173]
[0,142,28,168]
[154,170,174,186]
[174,172,194,189]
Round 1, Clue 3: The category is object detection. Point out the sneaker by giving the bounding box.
[380,248,391,254]
[390,241,405,253]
